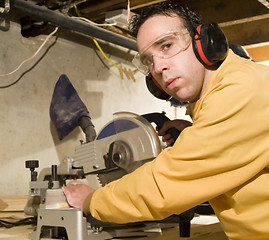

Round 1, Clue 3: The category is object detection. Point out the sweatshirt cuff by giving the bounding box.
[82,192,94,215]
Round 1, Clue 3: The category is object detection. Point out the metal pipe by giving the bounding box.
[11,0,138,51]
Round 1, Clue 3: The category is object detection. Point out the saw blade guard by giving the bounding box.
[98,112,161,172]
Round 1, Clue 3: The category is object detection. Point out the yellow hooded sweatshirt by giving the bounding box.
[85,50,269,240]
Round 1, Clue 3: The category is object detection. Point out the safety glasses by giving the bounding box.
[132,28,191,75]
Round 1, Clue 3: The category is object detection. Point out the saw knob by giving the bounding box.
[25,160,39,181]
[25,160,39,170]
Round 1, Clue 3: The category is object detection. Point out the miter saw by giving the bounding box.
[24,74,204,239]
[25,111,189,240]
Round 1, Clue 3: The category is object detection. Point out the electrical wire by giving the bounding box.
[127,0,131,21]
[73,5,120,70]
[0,35,58,88]
[91,33,137,81]
[0,217,35,228]
[72,16,116,27]
[74,4,138,81]
[0,4,137,81]
[0,26,58,77]
[91,37,121,70]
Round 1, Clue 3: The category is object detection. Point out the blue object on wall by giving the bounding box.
[50,74,89,140]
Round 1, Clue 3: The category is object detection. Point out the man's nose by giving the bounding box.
[152,56,169,74]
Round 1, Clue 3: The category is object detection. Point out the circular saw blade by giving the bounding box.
[97,168,128,186]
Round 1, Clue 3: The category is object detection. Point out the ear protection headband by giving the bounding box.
[146,22,228,99]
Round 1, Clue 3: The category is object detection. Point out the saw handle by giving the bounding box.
[142,112,181,146]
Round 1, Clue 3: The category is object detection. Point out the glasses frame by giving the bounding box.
[132,28,191,75]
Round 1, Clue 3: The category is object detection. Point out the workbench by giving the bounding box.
[0,196,228,240]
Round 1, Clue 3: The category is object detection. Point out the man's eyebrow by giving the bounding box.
[140,38,165,57]
[152,36,171,48]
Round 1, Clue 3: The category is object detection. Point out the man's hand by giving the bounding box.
[62,183,95,210]
[157,119,192,146]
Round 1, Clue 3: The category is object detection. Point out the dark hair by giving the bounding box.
[129,0,203,38]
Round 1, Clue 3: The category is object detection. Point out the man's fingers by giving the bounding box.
[166,138,175,146]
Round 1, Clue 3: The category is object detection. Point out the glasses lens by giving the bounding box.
[132,54,150,75]
[148,35,181,59]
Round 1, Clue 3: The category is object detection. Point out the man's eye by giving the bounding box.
[163,43,172,50]
[161,41,174,51]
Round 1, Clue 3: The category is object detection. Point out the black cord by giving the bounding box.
[0,217,35,228]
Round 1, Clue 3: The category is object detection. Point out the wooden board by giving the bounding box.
[0,195,27,212]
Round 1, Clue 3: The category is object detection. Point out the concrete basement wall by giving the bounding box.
[0,13,189,196]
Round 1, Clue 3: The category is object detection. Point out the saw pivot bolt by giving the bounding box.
[113,153,121,163]
[109,141,133,171]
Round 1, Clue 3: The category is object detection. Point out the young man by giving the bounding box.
[63,1,269,239]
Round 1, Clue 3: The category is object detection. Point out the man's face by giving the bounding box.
[136,14,209,102]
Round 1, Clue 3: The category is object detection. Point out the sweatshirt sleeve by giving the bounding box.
[88,74,269,224]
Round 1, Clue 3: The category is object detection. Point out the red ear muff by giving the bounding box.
[145,74,171,100]
[192,22,228,67]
